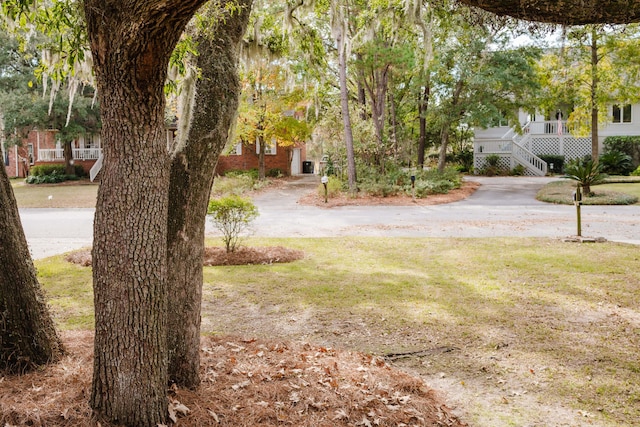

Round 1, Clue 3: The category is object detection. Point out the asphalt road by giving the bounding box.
[19,176,640,259]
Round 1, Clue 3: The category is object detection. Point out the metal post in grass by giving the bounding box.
[411,175,416,200]
[321,175,329,203]
[573,184,582,237]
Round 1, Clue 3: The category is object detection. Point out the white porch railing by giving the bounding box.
[38,148,102,162]
[90,153,104,182]
[512,143,547,176]
[527,120,571,135]
[474,139,547,176]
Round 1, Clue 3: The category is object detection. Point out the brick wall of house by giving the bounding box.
[6,144,28,178]
[4,129,97,178]
[215,142,307,176]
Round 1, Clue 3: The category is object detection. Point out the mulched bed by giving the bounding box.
[0,332,467,426]
[299,181,480,208]
[65,246,305,267]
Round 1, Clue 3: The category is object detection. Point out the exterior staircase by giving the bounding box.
[474,122,548,176]
[90,153,103,182]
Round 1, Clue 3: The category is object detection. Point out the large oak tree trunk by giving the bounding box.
[84,1,206,425]
[167,0,251,389]
[0,163,63,373]
[459,0,640,24]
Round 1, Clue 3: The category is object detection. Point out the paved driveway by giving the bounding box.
[249,175,640,243]
[20,176,640,259]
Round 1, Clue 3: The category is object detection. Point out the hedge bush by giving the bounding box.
[538,155,565,174]
[27,164,85,184]
[30,164,85,177]
[603,136,640,168]
[599,150,634,176]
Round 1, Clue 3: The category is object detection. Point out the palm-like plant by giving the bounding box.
[599,150,634,176]
[563,157,607,195]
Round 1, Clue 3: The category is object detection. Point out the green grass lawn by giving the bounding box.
[537,179,640,204]
[39,237,640,426]
[11,179,98,208]
[598,181,640,199]
[10,174,269,208]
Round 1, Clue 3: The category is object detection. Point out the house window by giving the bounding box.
[3,145,8,166]
[27,144,35,165]
[256,138,277,155]
[228,142,242,155]
[84,133,101,148]
[612,104,632,123]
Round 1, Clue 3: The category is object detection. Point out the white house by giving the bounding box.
[473,103,640,175]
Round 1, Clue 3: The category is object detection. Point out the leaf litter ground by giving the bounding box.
[8,244,465,426]
[0,331,466,426]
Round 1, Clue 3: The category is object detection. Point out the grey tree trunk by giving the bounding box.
[591,26,600,161]
[438,80,465,173]
[167,0,252,389]
[0,163,63,373]
[417,84,430,168]
[459,0,640,25]
[63,141,75,175]
[337,30,358,194]
[84,1,207,425]
[438,126,450,172]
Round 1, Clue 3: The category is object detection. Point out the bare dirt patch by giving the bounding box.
[0,331,467,427]
[65,246,305,267]
[299,181,480,207]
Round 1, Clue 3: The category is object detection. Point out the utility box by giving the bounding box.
[302,161,314,174]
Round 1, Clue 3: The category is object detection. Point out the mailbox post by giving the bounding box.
[321,175,329,203]
[411,175,416,200]
[573,184,582,237]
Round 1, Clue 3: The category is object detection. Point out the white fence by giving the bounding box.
[38,148,102,162]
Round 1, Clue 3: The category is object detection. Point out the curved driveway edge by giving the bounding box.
[20,176,640,259]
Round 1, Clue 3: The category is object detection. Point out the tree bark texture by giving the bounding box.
[337,31,358,194]
[364,63,390,169]
[64,141,74,175]
[438,79,465,173]
[0,163,63,373]
[83,1,206,425]
[459,0,640,25]
[417,84,430,168]
[591,27,599,161]
[167,0,252,389]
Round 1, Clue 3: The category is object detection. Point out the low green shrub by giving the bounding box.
[225,168,259,180]
[207,195,259,252]
[511,164,526,176]
[212,169,272,196]
[564,157,607,195]
[317,176,344,198]
[413,179,455,197]
[604,136,640,168]
[478,154,508,176]
[454,150,474,172]
[538,155,565,174]
[29,164,85,178]
[599,150,634,176]
[26,167,82,184]
[631,166,640,176]
[360,181,402,197]
[30,164,65,177]
[408,167,462,198]
[266,168,284,178]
